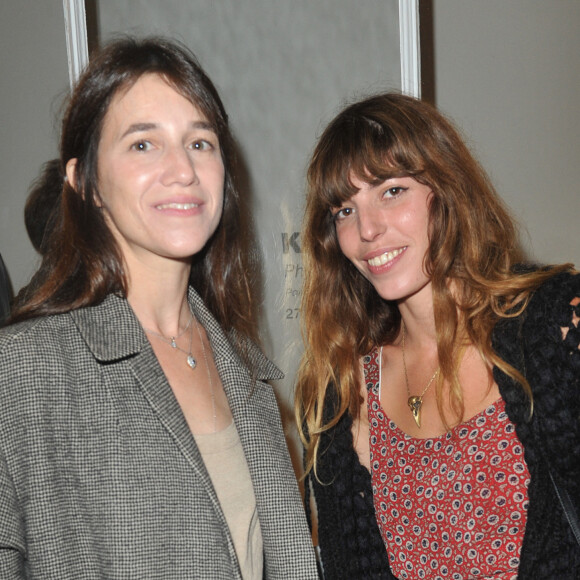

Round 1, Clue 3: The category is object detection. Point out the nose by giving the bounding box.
[162,146,198,186]
[358,206,384,242]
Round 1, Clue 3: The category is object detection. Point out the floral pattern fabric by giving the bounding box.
[365,348,530,580]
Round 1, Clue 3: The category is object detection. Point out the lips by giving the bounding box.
[367,247,406,267]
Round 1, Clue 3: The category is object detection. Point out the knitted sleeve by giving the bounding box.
[493,272,580,476]
[493,270,580,578]
[522,272,580,498]
[306,394,395,580]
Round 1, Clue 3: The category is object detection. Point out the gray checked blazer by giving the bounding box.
[0,288,319,579]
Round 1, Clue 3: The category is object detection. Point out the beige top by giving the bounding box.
[194,422,263,580]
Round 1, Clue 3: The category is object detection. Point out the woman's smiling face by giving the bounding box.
[71,73,225,270]
[333,175,433,303]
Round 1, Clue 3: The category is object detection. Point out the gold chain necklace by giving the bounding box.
[401,322,439,428]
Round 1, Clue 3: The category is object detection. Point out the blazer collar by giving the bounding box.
[186,287,283,382]
[69,290,283,382]
[69,293,145,361]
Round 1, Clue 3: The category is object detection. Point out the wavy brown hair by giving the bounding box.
[295,92,573,475]
[11,37,258,343]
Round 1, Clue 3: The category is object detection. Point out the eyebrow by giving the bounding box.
[120,120,216,139]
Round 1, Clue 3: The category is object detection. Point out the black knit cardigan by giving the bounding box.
[306,271,580,580]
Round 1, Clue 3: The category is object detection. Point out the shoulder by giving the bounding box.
[230,330,284,381]
[1,294,140,364]
[524,268,580,363]
[526,269,580,321]
[494,269,579,349]
[0,313,83,385]
[0,313,75,359]
[187,286,283,381]
[522,270,580,358]
[0,314,82,425]
[493,269,579,418]
[0,294,141,393]
[525,271,580,492]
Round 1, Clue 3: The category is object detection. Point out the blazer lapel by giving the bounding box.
[70,295,236,557]
[187,290,308,577]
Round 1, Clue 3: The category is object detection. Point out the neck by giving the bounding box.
[397,293,437,348]
[124,256,192,337]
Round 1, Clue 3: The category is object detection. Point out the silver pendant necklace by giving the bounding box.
[144,312,216,431]
[144,313,197,369]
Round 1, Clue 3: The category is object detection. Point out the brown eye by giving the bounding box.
[191,139,215,151]
[130,141,152,152]
[333,207,354,221]
[384,186,406,198]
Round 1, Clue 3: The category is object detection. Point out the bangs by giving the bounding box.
[310,113,426,210]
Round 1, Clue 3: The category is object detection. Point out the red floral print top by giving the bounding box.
[365,347,530,580]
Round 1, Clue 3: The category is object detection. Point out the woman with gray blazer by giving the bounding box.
[0,37,318,580]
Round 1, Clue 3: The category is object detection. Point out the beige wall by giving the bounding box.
[430,0,579,267]
[0,0,69,297]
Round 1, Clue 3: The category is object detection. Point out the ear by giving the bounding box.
[65,158,102,207]
[65,158,79,189]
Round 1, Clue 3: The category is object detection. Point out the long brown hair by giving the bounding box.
[12,37,258,342]
[296,92,573,475]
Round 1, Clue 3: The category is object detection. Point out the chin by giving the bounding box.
[168,236,213,257]
[371,278,431,303]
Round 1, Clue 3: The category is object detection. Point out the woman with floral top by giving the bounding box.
[296,92,580,579]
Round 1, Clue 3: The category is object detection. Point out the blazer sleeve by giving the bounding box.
[0,446,25,578]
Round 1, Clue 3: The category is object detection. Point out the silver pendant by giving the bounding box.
[187,355,197,369]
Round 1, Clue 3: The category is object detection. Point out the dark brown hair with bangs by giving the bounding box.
[296,92,572,476]
[11,36,258,344]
